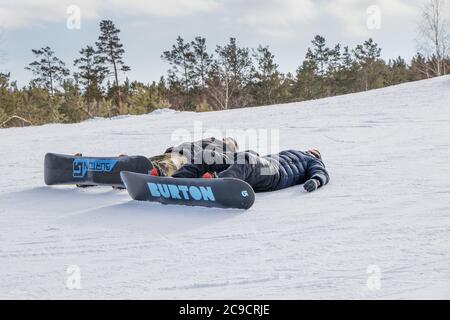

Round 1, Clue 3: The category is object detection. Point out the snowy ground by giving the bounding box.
[1,76,450,299]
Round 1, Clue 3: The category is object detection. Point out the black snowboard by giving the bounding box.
[44,153,153,188]
[121,171,256,210]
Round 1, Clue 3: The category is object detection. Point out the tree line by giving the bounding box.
[1,3,449,128]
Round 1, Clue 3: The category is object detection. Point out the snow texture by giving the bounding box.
[1,76,450,299]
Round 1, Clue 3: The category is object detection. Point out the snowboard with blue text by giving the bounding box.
[121,171,255,210]
[44,153,153,188]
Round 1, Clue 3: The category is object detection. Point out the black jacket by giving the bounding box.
[172,149,330,192]
[265,150,329,191]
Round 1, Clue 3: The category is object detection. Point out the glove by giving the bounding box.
[304,179,321,192]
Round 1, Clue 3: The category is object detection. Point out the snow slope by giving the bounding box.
[1,76,450,299]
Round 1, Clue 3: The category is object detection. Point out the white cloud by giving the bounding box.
[107,0,221,17]
[325,0,423,36]
[226,0,317,37]
[221,0,425,38]
[0,0,99,29]
[0,0,220,29]
[0,0,426,36]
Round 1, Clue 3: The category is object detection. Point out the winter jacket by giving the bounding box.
[265,150,330,191]
[172,149,330,192]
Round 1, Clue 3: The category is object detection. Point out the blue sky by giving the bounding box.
[0,0,428,87]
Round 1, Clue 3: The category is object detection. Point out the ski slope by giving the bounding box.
[1,76,450,299]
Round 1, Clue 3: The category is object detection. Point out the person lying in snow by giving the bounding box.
[162,148,330,193]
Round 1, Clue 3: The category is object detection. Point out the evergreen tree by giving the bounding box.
[301,35,332,98]
[252,45,283,105]
[127,81,171,115]
[388,57,410,85]
[157,76,169,101]
[353,38,387,91]
[293,60,320,101]
[325,44,342,96]
[0,73,11,124]
[25,46,69,96]
[25,82,65,124]
[209,38,254,109]
[278,72,296,103]
[335,46,357,94]
[191,36,213,89]
[96,20,130,114]
[308,35,330,77]
[162,36,195,109]
[410,53,431,80]
[73,45,108,116]
[59,79,85,123]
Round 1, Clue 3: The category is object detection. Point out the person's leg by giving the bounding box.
[217,151,258,182]
[218,152,280,192]
[217,163,248,180]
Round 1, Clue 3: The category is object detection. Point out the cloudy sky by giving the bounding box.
[0,0,430,86]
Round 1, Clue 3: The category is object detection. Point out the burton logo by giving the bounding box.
[147,183,216,202]
[73,159,118,178]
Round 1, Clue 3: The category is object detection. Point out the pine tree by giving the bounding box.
[336,46,357,94]
[252,45,282,105]
[191,36,213,90]
[157,76,169,102]
[59,79,85,123]
[302,35,332,98]
[278,72,296,103]
[326,44,342,96]
[96,20,130,115]
[0,73,11,125]
[294,60,319,101]
[73,45,108,116]
[127,81,171,115]
[209,38,254,109]
[25,46,70,96]
[353,38,387,91]
[308,35,330,77]
[410,53,431,80]
[162,36,196,109]
[388,57,410,85]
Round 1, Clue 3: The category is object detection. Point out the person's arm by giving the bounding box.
[172,149,230,178]
[171,149,212,178]
[304,159,330,192]
[172,163,208,178]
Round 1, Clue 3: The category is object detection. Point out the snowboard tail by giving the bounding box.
[121,171,255,210]
[44,153,153,187]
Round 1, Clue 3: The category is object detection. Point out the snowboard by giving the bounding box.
[44,153,153,188]
[120,171,256,210]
